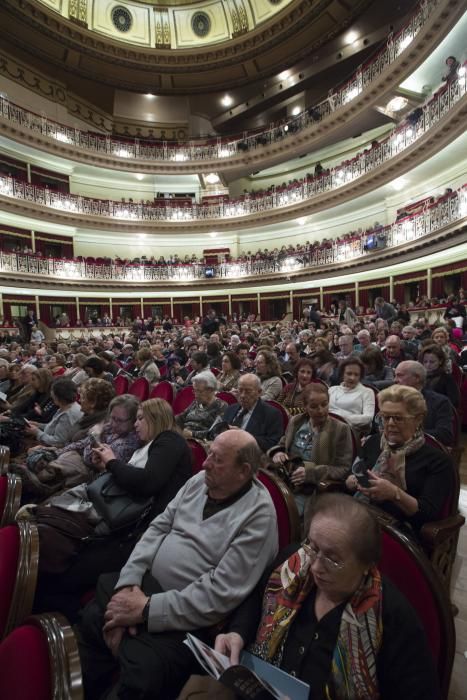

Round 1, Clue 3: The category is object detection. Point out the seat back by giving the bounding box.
[379,521,455,699]
[187,438,208,474]
[113,375,129,396]
[128,377,150,401]
[216,391,238,406]
[265,400,290,432]
[158,364,168,378]
[256,468,300,549]
[172,386,195,415]
[0,474,22,527]
[0,522,39,639]
[451,361,462,388]
[424,434,456,519]
[150,380,175,404]
[0,613,83,700]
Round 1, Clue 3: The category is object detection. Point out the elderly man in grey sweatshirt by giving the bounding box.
[78,429,279,700]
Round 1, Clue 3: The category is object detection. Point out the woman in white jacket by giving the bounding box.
[329,356,375,436]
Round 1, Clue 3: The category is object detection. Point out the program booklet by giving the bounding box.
[184,633,310,700]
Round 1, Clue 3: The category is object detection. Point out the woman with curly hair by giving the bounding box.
[255,349,283,401]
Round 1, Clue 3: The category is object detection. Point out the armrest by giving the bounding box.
[419,514,466,549]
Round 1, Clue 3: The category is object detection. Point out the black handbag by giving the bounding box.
[86,472,153,533]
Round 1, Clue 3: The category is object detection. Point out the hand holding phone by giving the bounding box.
[89,433,102,448]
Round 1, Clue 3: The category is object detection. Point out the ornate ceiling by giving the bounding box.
[2,0,375,92]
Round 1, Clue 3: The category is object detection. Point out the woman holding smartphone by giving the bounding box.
[268,383,353,517]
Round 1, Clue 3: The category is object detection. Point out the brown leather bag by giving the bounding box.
[177,676,236,699]
[35,505,95,575]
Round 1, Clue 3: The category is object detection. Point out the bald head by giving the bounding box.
[238,373,262,410]
[385,335,401,357]
[203,429,261,499]
[394,360,426,390]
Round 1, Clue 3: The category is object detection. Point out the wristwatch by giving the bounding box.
[141,597,151,630]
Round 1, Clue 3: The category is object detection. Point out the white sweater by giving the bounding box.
[116,471,278,632]
[328,383,375,431]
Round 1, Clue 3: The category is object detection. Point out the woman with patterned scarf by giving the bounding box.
[213,494,440,700]
[346,384,452,531]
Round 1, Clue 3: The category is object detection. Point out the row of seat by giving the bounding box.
[0,473,456,699]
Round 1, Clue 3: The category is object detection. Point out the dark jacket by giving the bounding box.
[360,433,452,529]
[422,388,454,446]
[106,430,192,520]
[224,400,283,452]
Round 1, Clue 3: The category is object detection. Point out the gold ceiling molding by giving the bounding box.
[0,0,373,92]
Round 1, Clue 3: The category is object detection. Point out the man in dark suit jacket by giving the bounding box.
[394,361,454,446]
[224,374,283,452]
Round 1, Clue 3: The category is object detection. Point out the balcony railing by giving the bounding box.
[0,0,441,164]
[0,187,464,283]
[0,67,465,225]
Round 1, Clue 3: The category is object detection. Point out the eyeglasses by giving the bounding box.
[378,413,413,425]
[303,539,344,572]
[110,415,131,424]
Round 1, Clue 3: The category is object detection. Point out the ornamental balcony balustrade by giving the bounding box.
[0,66,465,226]
[0,0,441,165]
[0,186,464,283]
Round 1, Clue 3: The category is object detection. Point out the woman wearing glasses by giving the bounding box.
[346,384,452,530]
[268,383,353,515]
[212,494,439,699]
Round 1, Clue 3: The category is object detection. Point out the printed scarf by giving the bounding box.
[250,544,383,699]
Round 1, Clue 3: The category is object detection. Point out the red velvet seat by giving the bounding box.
[0,613,83,700]
[150,380,175,404]
[451,361,462,389]
[216,391,238,405]
[187,438,208,474]
[210,367,220,376]
[128,377,150,401]
[0,522,39,640]
[257,468,300,550]
[158,363,168,378]
[0,474,22,527]
[113,375,129,395]
[172,386,195,415]
[379,521,455,699]
[265,400,290,432]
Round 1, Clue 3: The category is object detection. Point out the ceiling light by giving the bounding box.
[118,149,130,158]
[292,106,301,116]
[145,93,155,98]
[135,174,144,181]
[174,153,187,162]
[209,231,218,238]
[387,96,408,112]
[138,234,147,239]
[219,149,231,158]
[345,30,358,45]
[221,95,233,107]
[205,173,220,184]
[391,177,408,192]
[278,70,290,81]
[296,217,307,226]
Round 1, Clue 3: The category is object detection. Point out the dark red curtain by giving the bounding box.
[393,285,405,304]
[358,288,370,310]
[431,276,444,297]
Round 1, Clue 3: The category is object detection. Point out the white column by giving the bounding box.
[427,269,432,298]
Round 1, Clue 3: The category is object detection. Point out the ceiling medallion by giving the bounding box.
[111,6,133,33]
[191,12,211,38]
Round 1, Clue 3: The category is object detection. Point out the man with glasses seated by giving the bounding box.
[210,494,439,700]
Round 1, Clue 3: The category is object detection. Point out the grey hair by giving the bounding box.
[192,370,218,390]
[400,360,426,385]
[108,393,140,421]
[357,329,370,338]
[235,440,262,476]
[239,373,261,389]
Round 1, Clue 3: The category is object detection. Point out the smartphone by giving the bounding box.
[89,434,102,448]
[355,471,371,488]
